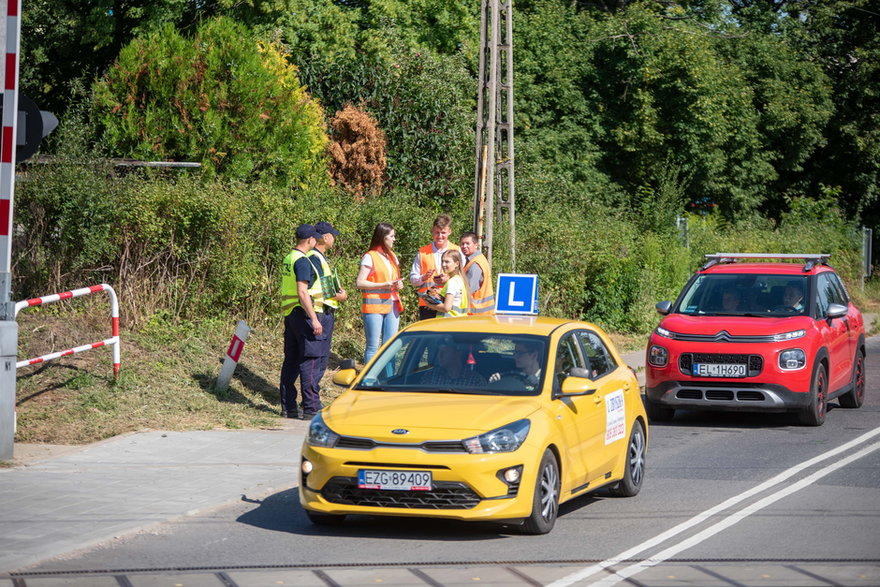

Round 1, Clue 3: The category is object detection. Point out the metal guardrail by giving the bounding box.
[14,284,120,377]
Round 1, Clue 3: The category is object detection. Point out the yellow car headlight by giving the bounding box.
[463,419,530,454]
[307,413,340,448]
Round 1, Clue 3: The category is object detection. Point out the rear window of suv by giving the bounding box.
[677,273,809,316]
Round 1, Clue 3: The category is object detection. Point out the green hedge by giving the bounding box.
[14,154,864,343]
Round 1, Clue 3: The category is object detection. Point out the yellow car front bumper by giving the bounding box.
[299,443,542,522]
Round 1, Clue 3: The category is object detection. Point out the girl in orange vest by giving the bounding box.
[356,223,404,363]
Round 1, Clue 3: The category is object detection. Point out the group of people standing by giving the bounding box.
[279,214,495,419]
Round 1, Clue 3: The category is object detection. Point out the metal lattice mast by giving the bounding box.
[473,0,515,269]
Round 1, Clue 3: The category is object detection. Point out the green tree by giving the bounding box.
[300,48,475,208]
[20,0,192,117]
[716,29,833,217]
[92,17,327,187]
[584,3,774,216]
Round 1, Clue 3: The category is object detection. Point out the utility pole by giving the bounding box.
[473,0,515,270]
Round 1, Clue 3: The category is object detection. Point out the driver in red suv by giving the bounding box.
[645,253,866,426]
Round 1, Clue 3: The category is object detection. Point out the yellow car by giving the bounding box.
[299,316,647,534]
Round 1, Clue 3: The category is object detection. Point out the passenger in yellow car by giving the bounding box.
[489,341,543,389]
[418,343,486,387]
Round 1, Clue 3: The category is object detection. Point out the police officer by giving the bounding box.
[460,231,495,315]
[304,222,348,418]
[279,224,323,419]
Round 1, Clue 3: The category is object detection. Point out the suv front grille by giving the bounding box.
[321,477,480,509]
[679,353,763,377]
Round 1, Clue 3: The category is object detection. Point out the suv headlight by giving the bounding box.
[307,413,340,448]
[648,345,668,367]
[656,326,673,339]
[773,330,806,342]
[779,348,806,370]
[463,419,530,454]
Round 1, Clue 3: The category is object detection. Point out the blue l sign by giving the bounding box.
[495,273,539,315]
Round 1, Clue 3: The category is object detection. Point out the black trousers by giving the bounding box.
[279,309,327,414]
[418,306,438,321]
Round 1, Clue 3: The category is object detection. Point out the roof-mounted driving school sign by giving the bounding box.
[495,273,539,315]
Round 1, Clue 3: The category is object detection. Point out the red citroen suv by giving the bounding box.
[645,253,866,426]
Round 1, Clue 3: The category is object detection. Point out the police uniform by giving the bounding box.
[279,225,324,418]
[305,221,342,414]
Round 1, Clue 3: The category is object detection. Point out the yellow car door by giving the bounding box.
[550,331,606,494]
[578,330,634,477]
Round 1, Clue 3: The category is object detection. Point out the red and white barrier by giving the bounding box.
[15,284,121,377]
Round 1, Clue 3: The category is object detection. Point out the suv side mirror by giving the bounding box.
[826,303,848,320]
[655,301,672,315]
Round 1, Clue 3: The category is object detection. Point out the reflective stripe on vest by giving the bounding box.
[464,253,495,315]
[307,249,338,310]
[280,249,317,316]
[439,276,468,317]
[417,243,461,306]
[361,250,401,314]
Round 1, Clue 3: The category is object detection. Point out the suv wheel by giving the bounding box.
[645,398,674,422]
[798,361,827,426]
[838,350,865,409]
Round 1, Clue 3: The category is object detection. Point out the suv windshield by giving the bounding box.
[355,331,548,396]
[676,273,809,316]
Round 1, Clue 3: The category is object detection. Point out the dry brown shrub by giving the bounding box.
[327,104,387,199]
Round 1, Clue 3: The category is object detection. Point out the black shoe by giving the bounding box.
[301,411,318,420]
[280,410,287,418]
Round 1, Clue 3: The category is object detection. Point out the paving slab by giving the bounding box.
[0,426,306,574]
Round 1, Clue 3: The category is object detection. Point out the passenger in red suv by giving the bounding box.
[645,253,866,426]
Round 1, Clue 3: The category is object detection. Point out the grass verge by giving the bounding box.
[14,307,346,445]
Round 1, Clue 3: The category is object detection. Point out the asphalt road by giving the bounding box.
[14,336,880,586]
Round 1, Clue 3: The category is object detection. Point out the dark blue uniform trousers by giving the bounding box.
[280,308,326,415]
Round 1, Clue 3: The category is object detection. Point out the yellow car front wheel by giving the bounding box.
[520,449,560,535]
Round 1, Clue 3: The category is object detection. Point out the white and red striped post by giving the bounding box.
[15,284,121,377]
[215,320,250,392]
[0,0,21,460]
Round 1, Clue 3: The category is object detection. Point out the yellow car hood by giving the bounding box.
[324,391,541,443]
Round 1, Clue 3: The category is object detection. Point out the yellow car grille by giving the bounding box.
[321,477,481,509]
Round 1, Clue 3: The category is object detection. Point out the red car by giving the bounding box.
[645,253,866,426]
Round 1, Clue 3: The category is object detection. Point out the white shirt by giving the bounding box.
[440,275,466,317]
[408,244,466,286]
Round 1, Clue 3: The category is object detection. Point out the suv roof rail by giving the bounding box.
[701,253,831,272]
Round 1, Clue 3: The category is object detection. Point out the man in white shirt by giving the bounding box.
[409,213,460,320]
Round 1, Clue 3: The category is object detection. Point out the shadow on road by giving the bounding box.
[235,487,602,541]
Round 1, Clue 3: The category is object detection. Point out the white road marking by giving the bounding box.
[590,440,880,587]
[548,426,880,587]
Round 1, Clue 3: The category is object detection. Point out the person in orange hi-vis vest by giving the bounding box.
[409,213,462,321]
[356,222,404,364]
[459,231,495,315]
